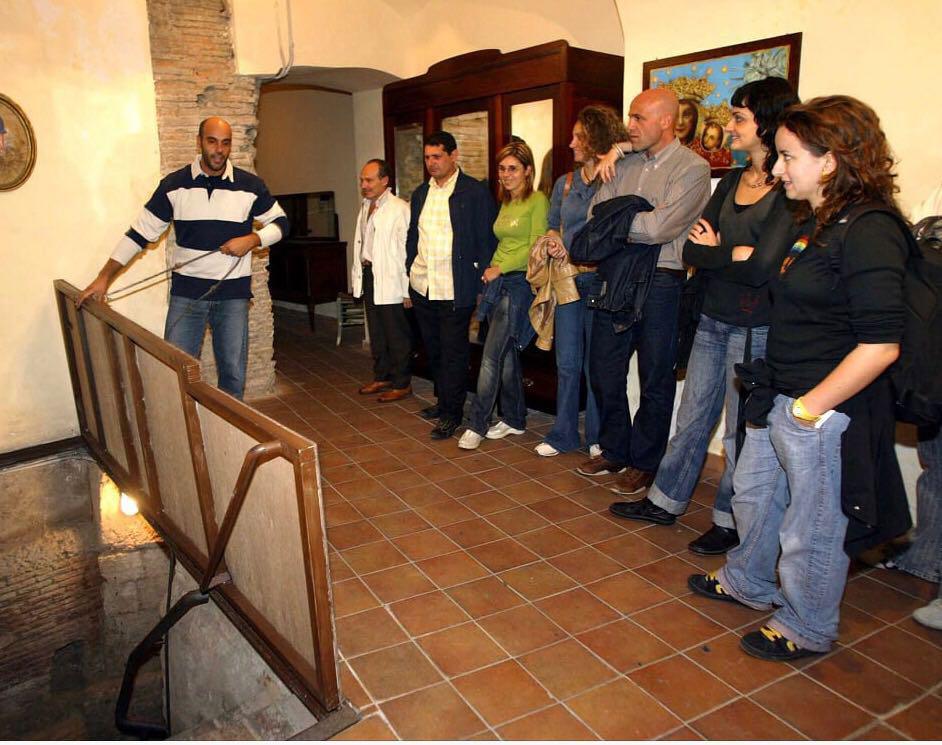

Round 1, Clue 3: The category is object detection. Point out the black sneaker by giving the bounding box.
[687,572,741,604]
[430,419,458,440]
[740,625,822,662]
[609,497,675,525]
[688,525,740,555]
[418,404,441,420]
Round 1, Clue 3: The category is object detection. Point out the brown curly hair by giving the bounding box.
[779,95,900,241]
[576,105,628,161]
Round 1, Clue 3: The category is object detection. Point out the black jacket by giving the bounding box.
[569,194,657,332]
[405,171,497,309]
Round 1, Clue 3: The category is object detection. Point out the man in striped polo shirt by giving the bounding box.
[78,117,288,399]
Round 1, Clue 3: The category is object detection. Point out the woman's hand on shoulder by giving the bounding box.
[688,218,720,246]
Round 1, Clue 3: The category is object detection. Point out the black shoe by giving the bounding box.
[609,497,676,525]
[430,419,458,440]
[419,404,441,420]
[740,626,822,662]
[687,572,741,604]
[688,525,740,555]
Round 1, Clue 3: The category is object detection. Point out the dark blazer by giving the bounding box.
[405,170,498,309]
[569,194,658,332]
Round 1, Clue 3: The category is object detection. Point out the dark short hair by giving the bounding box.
[366,158,389,179]
[424,130,458,153]
[730,77,799,178]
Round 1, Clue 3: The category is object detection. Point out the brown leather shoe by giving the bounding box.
[610,467,655,495]
[377,385,412,402]
[576,456,626,476]
[358,380,391,395]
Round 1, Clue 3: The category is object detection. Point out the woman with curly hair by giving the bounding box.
[688,95,910,661]
[534,105,627,457]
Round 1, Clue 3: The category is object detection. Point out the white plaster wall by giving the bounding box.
[0,0,163,453]
[231,0,624,80]
[353,89,386,169]
[255,88,359,286]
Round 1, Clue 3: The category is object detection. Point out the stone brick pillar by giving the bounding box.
[146,0,275,397]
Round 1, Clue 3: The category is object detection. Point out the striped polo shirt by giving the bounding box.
[110,157,289,299]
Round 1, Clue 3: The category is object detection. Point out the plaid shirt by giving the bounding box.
[410,168,459,300]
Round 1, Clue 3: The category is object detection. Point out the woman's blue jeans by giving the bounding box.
[648,316,768,528]
[717,396,851,652]
[544,272,599,452]
[895,427,942,589]
[468,294,527,436]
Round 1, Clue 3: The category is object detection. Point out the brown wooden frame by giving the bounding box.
[54,280,340,717]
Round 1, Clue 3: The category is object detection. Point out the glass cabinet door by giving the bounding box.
[510,99,554,195]
[393,122,424,202]
[441,110,489,182]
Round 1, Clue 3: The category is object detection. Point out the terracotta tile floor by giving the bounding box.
[257,310,942,740]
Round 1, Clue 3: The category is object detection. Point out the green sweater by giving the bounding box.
[490,191,549,273]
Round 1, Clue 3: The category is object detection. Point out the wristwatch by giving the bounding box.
[792,397,821,423]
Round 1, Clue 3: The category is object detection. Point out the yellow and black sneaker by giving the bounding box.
[740,625,821,662]
[687,572,741,604]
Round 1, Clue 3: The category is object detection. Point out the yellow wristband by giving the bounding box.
[792,397,821,423]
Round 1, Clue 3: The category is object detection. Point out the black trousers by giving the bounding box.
[409,287,473,424]
[362,266,412,389]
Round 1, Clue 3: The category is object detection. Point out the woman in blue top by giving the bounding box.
[535,106,627,457]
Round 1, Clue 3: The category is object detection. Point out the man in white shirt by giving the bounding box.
[351,159,413,401]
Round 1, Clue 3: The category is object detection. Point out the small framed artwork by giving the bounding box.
[0,93,38,191]
[643,33,801,176]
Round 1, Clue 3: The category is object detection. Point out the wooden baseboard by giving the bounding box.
[0,436,86,469]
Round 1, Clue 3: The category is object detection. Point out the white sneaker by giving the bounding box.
[913,598,942,630]
[485,421,525,439]
[534,442,559,457]
[458,429,484,450]
[589,444,602,458]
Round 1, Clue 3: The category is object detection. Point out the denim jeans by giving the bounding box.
[648,317,768,528]
[590,270,683,471]
[717,395,851,652]
[544,271,599,452]
[164,295,249,399]
[895,427,942,588]
[468,293,526,436]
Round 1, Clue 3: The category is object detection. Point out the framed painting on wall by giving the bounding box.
[642,33,801,176]
[0,93,37,191]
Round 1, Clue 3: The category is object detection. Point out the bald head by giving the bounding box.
[197,117,232,176]
[626,88,680,155]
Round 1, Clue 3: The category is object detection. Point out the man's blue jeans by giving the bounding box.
[164,295,249,399]
[468,293,527,436]
[717,396,851,652]
[544,271,599,452]
[648,317,768,528]
[590,270,683,471]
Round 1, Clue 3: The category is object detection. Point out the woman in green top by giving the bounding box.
[459,141,549,449]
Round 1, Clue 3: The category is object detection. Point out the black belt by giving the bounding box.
[361,260,372,267]
[656,267,686,278]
